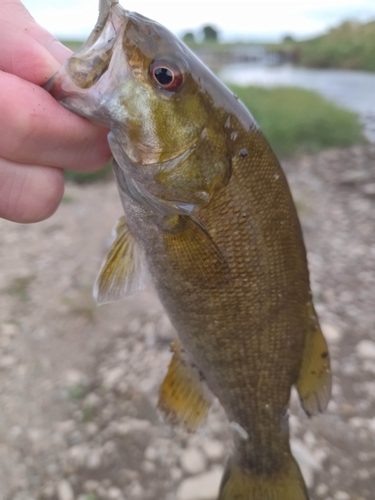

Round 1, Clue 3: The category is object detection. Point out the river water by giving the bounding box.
[219,64,375,142]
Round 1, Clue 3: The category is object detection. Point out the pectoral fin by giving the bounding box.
[296,303,332,416]
[93,216,147,305]
[158,341,213,433]
[163,216,230,286]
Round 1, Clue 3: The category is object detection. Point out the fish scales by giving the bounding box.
[131,133,310,470]
[46,1,332,498]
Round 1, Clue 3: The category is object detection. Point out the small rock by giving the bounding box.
[63,369,88,387]
[41,483,55,498]
[303,431,317,447]
[102,367,125,389]
[27,428,44,442]
[107,487,124,500]
[56,420,76,435]
[83,480,99,492]
[142,460,156,473]
[180,448,207,475]
[356,340,375,359]
[113,418,150,436]
[363,360,375,374]
[120,469,139,482]
[349,417,367,428]
[171,467,183,482]
[85,423,99,437]
[156,314,177,341]
[321,323,342,343]
[141,321,156,341]
[201,440,225,461]
[0,355,17,368]
[334,492,350,500]
[103,440,117,455]
[126,481,144,499]
[86,449,102,469]
[356,468,370,480]
[57,480,74,500]
[84,392,102,408]
[101,478,112,489]
[127,318,142,333]
[176,468,224,500]
[66,444,89,469]
[300,463,315,489]
[291,440,321,470]
[316,483,329,497]
[362,182,375,196]
[144,446,157,461]
[10,426,22,438]
[1,323,18,336]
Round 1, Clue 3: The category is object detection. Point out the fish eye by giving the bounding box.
[150,60,183,92]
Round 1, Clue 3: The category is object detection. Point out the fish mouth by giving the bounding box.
[44,0,130,123]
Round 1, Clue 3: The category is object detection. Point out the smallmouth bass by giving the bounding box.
[46,1,332,498]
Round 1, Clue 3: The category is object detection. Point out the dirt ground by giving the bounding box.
[1,145,375,500]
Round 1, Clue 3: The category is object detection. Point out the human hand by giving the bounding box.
[0,0,112,223]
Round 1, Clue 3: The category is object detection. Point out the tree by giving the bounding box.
[202,25,219,43]
[182,31,196,44]
[283,35,295,44]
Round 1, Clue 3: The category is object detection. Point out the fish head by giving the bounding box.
[47,0,254,208]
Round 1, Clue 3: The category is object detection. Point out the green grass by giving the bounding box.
[61,39,83,52]
[228,85,366,158]
[78,494,98,500]
[64,163,113,184]
[68,385,87,401]
[5,276,34,302]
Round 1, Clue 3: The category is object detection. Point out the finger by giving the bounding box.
[0,72,111,171]
[0,0,71,84]
[21,22,72,65]
[0,28,70,86]
[0,157,64,223]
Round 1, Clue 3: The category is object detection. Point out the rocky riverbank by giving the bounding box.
[1,145,375,500]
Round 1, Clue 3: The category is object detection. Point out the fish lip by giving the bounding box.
[43,66,83,106]
[44,0,129,114]
[43,72,58,93]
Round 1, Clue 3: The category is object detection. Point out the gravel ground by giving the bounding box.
[1,145,375,500]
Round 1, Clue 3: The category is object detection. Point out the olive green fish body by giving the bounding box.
[116,124,310,474]
[47,2,331,498]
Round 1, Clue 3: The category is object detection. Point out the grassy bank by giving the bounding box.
[276,20,375,72]
[228,85,365,158]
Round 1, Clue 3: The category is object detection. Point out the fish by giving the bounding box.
[46,1,332,498]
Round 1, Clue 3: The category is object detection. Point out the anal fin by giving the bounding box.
[158,341,213,433]
[296,302,332,416]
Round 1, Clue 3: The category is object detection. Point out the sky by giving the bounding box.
[23,0,375,42]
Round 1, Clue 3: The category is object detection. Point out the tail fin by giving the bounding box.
[219,453,309,500]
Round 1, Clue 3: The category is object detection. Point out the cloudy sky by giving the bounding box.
[23,0,375,42]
